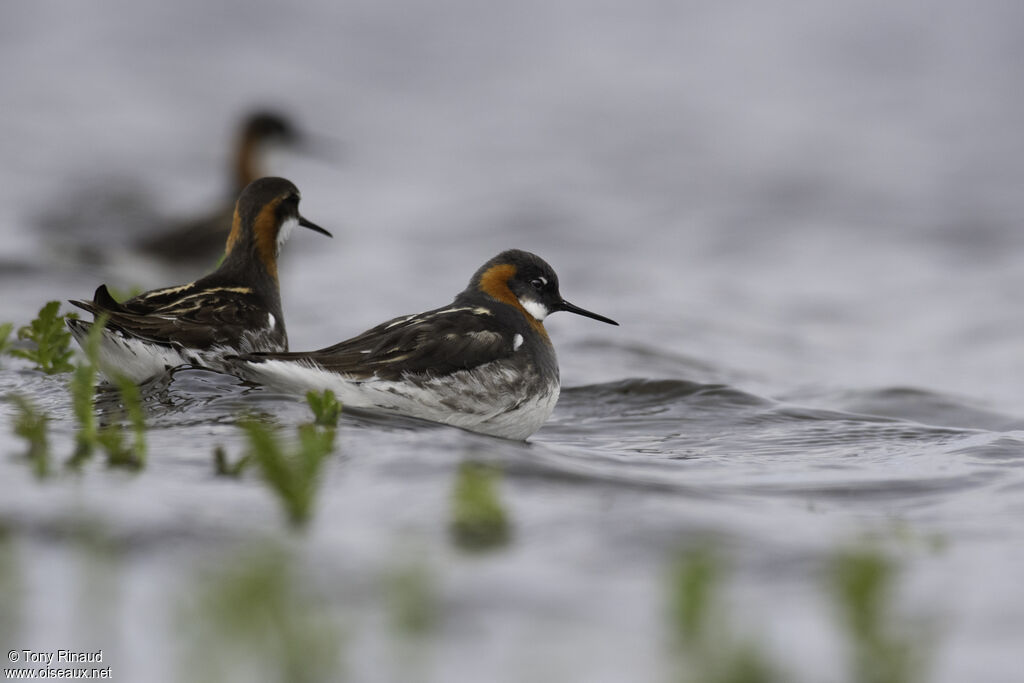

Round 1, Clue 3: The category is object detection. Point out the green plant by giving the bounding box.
[68,363,98,465]
[96,427,129,467]
[180,545,343,683]
[9,394,50,478]
[0,322,14,357]
[240,419,334,528]
[829,547,926,683]
[385,558,438,638]
[669,545,717,645]
[667,547,779,683]
[100,373,147,469]
[67,317,106,465]
[65,315,146,469]
[213,446,251,477]
[449,462,511,552]
[306,389,342,427]
[0,523,22,650]
[10,301,76,374]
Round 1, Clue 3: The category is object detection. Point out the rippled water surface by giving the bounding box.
[2,1,1024,681]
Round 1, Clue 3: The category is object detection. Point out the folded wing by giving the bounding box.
[243,307,513,381]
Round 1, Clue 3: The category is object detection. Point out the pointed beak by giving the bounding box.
[298,214,333,238]
[557,299,618,326]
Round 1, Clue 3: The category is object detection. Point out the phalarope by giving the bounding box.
[230,249,617,440]
[68,176,332,383]
[137,110,309,264]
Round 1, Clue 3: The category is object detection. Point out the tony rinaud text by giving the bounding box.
[16,651,103,665]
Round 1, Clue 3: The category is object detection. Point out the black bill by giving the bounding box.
[298,214,333,238]
[558,299,618,326]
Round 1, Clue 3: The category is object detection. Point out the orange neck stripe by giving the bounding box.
[253,199,282,281]
[478,264,549,339]
[225,208,243,254]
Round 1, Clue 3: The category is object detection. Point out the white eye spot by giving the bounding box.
[512,334,523,351]
[276,216,298,253]
[520,298,549,322]
[267,313,276,329]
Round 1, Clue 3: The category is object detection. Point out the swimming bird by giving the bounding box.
[230,249,618,440]
[136,110,309,264]
[67,177,332,383]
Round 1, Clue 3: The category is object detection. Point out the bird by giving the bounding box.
[135,110,310,264]
[66,177,332,383]
[229,249,618,440]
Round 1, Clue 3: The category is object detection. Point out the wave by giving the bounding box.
[785,386,1024,432]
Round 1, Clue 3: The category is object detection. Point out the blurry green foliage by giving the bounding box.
[667,547,779,683]
[829,546,928,683]
[182,545,343,683]
[213,445,251,477]
[9,394,50,479]
[449,462,511,552]
[385,558,439,638]
[99,374,147,470]
[306,389,342,427]
[11,301,76,374]
[239,418,334,528]
[0,322,14,357]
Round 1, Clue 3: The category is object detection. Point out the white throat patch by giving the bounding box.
[520,298,550,322]
[276,216,298,254]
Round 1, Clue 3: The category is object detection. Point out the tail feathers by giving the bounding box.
[68,298,96,315]
[65,316,93,343]
[226,351,266,363]
[93,284,126,312]
[68,284,127,317]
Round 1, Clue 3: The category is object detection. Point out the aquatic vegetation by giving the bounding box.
[239,419,334,528]
[213,445,251,477]
[7,309,147,473]
[97,422,138,470]
[829,546,928,683]
[0,524,22,650]
[385,556,439,638]
[8,394,51,479]
[66,316,147,469]
[67,318,106,465]
[667,547,779,683]
[180,544,343,683]
[0,322,14,358]
[11,301,77,374]
[449,462,511,552]
[663,543,932,683]
[669,545,717,644]
[99,374,148,470]
[306,389,342,427]
[68,365,99,465]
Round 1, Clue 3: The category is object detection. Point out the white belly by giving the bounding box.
[91,331,192,383]
[240,359,560,440]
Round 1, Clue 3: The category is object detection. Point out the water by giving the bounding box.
[2,1,1024,681]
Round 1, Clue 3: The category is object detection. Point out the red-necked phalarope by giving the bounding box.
[230,249,618,440]
[137,110,309,263]
[67,176,332,383]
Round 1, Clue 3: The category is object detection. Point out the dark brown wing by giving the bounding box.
[244,307,514,381]
[69,287,274,350]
